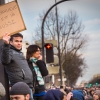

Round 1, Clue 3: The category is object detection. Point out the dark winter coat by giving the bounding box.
[1,44,33,88]
[28,60,48,93]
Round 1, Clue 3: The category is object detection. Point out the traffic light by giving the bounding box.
[44,43,54,63]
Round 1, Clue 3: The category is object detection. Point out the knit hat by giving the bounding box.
[72,90,85,100]
[10,82,30,95]
[44,89,64,100]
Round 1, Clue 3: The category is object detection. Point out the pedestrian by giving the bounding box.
[60,85,67,95]
[26,44,48,100]
[1,33,33,99]
[10,82,31,100]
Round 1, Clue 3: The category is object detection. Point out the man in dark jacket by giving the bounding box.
[1,33,33,100]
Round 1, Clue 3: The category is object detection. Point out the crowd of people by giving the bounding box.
[0,32,100,100]
[45,84,100,100]
[1,81,100,100]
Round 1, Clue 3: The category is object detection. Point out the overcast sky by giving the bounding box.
[5,0,100,85]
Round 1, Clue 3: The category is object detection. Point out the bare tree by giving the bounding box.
[34,10,88,84]
[63,52,87,85]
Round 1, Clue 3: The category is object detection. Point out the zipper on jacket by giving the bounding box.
[22,69,25,79]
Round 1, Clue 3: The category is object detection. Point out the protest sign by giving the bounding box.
[0,1,26,39]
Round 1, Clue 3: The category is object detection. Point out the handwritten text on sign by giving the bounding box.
[0,1,26,39]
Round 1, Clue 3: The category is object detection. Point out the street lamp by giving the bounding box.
[41,0,72,85]
[41,0,71,61]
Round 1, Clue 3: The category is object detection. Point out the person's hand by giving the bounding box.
[38,55,42,60]
[2,33,10,44]
[66,92,73,100]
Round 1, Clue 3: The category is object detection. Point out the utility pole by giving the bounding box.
[55,0,62,85]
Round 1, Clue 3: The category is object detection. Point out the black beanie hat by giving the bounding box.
[10,82,30,95]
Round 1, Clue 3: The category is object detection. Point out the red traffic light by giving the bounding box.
[44,43,54,63]
[45,43,52,49]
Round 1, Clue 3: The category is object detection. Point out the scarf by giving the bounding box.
[30,57,44,85]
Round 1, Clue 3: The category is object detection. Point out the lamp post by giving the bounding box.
[41,0,72,85]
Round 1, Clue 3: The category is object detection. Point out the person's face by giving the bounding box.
[10,37,22,50]
[32,48,41,59]
[10,94,30,100]
[93,93,99,100]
